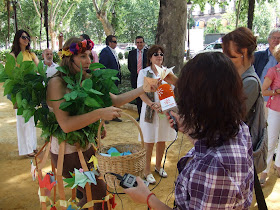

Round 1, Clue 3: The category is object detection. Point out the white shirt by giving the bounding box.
[45,62,59,78]
[108,46,119,63]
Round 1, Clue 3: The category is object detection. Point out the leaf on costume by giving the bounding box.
[82,79,93,91]
[89,62,105,70]
[3,79,15,96]
[84,97,101,108]
[4,54,16,78]
[88,88,104,95]
[37,61,45,76]
[16,52,23,66]
[63,76,75,85]
[57,66,68,74]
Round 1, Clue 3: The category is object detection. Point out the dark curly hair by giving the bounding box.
[176,52,246,148]
[11,29,31,57]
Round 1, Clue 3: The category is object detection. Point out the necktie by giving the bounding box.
[137,50,142,74]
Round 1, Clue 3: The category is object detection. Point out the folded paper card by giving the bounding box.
[143,77,159,92]
[154,65,175,80]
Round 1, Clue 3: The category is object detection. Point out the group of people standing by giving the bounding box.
[8,25,280,209]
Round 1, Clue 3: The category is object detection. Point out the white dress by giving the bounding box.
[137,66,176,143]
[15,110,37,155]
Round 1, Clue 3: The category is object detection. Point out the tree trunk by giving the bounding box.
[7,0,10,49]
[247,0,255,30]
[235,0,242,28]
[156,0,187,74]
[49,21,56,50]
[92,0,114,36]
[96,14,114,35]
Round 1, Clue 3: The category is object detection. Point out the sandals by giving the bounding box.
[145,174,156,184]
[26,153,36,158]
[155,167,168,178]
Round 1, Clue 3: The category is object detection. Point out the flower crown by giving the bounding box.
[61,39,94,58]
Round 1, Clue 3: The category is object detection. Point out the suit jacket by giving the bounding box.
[128,48,148,89]
[99,46,121,84]
[253,48,269,78]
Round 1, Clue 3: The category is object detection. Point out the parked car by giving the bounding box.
[203,42,223,52]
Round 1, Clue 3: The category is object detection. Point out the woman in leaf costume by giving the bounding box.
[10,29,39,157]
[47,37,156,208]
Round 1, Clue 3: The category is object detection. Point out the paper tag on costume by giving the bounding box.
[143,77,158,92]
[155,65,175,80]
[160,96,177,111]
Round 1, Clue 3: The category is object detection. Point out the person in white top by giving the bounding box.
[42,49,59,78]
[137,45,176,184]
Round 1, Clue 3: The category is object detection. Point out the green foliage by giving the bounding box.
[0,52,48,124]
[0,49,10,64]
[118,52,123,60]
[220,1,276,42]
[67,0,104,44]
[120,64,130,80]
[124,51,129,59]
[113,0,159,44]
[1,55,119,148]
[253,2,275,43]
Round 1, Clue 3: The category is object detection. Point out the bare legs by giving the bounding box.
[144,141,166,175]
[144,142,154,176]
[155,142,166,171]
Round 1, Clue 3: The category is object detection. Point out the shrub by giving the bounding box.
[118,52,123,60]
[0,49,10,64]
[124,51,129,59]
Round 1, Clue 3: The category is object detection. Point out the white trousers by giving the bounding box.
[15,110,37,155]
[263,108,280,173]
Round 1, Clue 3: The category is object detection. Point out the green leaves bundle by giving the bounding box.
[0,53,119,148]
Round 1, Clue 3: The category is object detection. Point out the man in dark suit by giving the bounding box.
[128,36,148,121]
[254,29,280,81]
[99,35,121,87]
[99,35,122,122]
[254,29,280,102]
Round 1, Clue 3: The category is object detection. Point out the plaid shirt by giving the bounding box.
[175,122,254,210]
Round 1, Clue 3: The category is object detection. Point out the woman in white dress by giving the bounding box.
[10,30,39,157]
[137,45,176,184]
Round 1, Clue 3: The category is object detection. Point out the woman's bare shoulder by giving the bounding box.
[48,76,66,90]
[10,52,15,58]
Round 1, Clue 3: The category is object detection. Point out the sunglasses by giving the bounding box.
[153,52,164,57]
[111,41,117,43]
[21,35,30,41]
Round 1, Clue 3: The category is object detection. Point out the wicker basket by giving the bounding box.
[96,112,145,189]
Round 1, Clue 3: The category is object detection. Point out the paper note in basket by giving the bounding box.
[157,83,177,112]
